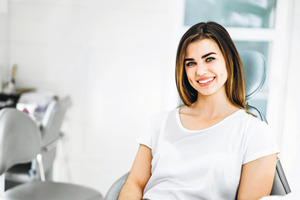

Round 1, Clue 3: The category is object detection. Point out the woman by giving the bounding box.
[118,22,279,200]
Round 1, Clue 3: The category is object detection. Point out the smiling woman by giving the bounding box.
[176,22,245,110]
[118,22,279,200]
[184,39,228,97]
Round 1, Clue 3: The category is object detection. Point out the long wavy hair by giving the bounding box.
[175,21,246,110]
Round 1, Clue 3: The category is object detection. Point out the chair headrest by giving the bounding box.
[41,96,71,147]
[239,50,266,100]
[0,108,41,174]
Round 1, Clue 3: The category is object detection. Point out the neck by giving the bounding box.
[190,90,238,118]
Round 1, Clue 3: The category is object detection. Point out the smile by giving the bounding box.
[197,77,215,84]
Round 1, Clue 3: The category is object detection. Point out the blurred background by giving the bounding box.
[0,0,299,197]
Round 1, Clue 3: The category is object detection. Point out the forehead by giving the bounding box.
[185,38,221,57]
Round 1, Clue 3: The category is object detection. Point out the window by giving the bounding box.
[184,0,277,28]
[182,0,278,117]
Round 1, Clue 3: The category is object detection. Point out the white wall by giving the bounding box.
[0,0,8,85]
[7,0,179,195]
[4,0,300,197]
[280,0,300,196]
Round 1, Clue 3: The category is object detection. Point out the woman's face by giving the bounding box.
[184,38,228,98]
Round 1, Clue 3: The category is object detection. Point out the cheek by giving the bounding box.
[223,69,228,81]
[219,66,228,81]
[185,68,193,81]
[186,71,197,88]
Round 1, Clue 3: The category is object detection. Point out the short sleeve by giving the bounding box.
[136,118,153,149]
[136,111,168,150]
[243,120,280,164]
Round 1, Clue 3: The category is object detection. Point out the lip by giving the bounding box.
[197,77,215,87]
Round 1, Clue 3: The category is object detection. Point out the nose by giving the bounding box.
[196,64,208,76]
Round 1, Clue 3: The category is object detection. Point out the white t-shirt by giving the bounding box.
[137,108,279,200]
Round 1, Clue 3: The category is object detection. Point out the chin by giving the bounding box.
[198,91,215,96]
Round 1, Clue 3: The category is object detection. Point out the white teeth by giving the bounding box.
[198,78,214,84]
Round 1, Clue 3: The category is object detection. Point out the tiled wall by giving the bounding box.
[7,0,179,195]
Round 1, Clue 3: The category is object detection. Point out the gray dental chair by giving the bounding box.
[0,108,103,200]
[103,50,291,200]
[37,96,72,181]
[5,96,71,188]
[240,50,291,195]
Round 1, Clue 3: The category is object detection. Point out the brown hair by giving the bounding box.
[175,21,246,110]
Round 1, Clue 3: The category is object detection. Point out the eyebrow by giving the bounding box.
[184,52,217,63]
[201,52,216,59]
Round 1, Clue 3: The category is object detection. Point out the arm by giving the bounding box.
[237,154,277,200]
[118,144,152,200]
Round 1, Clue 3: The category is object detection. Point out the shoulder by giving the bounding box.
[237,110,273,144]
[243,111,269,131]
[228,109,269,139]
[148,108,177,129]
[240,111,279,164]
[141,108,178,150]
[236,109,269,129]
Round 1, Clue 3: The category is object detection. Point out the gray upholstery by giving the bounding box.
[239,50,266,100]
[247,105,268,123]
[5,96,71,184]
[0,108,103,200]
[0,108,41,174]
[4,181,102,200]
[271,160,291,195]
[104,173,129,200]
[39,96,72,180]
[104,50,291,199]
[41,96,71,147]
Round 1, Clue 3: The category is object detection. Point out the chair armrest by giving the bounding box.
[271,159,291,195]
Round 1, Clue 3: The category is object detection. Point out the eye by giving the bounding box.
[206,57,215,62]
[185,62,196,67]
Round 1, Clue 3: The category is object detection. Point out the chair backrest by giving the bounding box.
[0,108,41,175]
[240,50,291,195]
[41,96,71,147]
[240,50,266,100]
[271,159,291,195]
[104,173,129,200]
[0,109,104,200]
[38,96,71,178]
